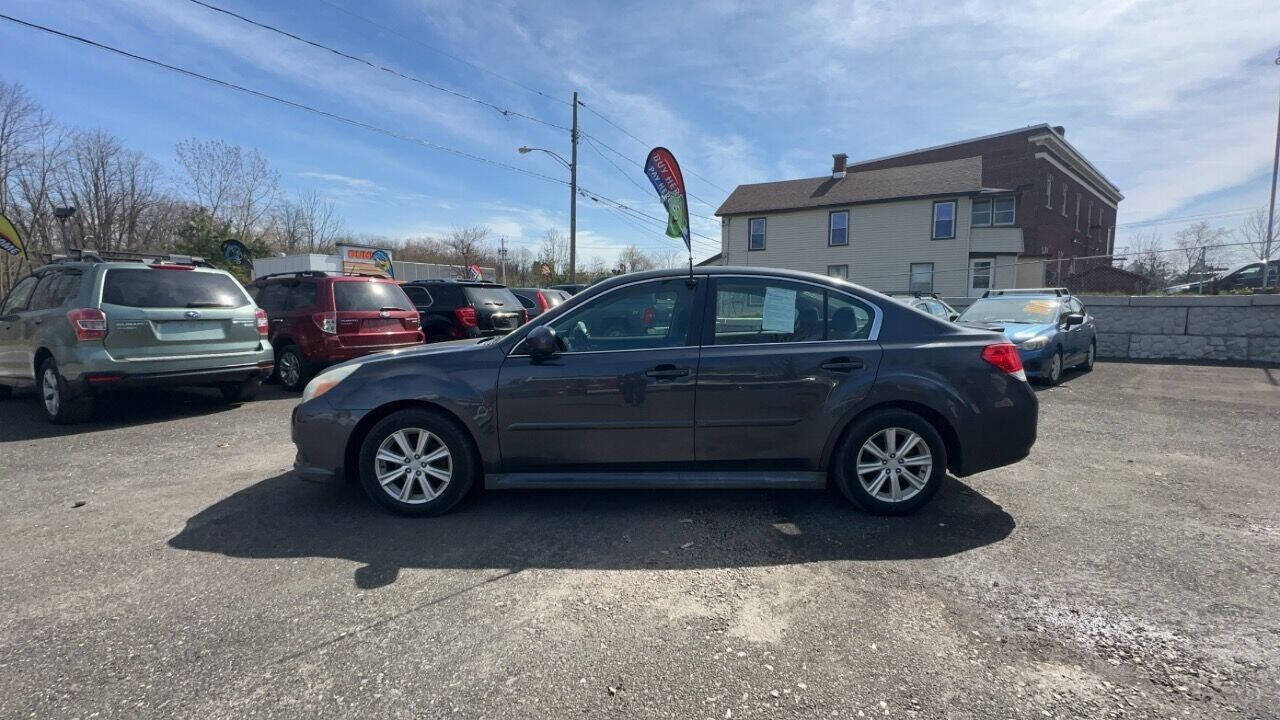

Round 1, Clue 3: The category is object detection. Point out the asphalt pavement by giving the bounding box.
[0,362,1277,719]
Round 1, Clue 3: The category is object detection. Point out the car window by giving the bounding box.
[921,298,948,317]
[102,269,249,309]
[713,278,825,345]
[1,275,39,314]
[332,281,414,311]
[548,278,694,353]
[401,285,432,307]
[514,293,535,310]
[253,283,287,311]
[27,272,63,311]
[286,283,317,310]
[827,290,875,340]
[959,297,1058,324]
[423,284,463,307]
[463,285,520,308]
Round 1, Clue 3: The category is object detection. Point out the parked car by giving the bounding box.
[884,291,959,321]
[955,288,1095,385]
[0,257,274,423]
[510,287,570,318]
[247,272,422,391]
[549,283,588,295]
[1164,259,1280,294]
[399,280,527,342]
[291,266,1038,518]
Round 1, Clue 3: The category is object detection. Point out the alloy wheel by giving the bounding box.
[1087,343,1096,366]
[855,427,932,503]
[1049,352,1062,383]
[42,368,60,417]
[373,428,453,504]
[279,352,300,387]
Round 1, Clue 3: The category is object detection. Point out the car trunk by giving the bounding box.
[463,285,522,334]
[99,268,262,362]
[331,279,421,347]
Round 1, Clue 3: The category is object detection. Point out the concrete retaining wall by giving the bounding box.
[942,294,1280,365]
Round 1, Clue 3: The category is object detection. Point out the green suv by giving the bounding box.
[0,258,274,423]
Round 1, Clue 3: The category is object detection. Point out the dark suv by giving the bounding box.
[248,272,422,391]
[292,266,1038,518]
[399,280,527,342]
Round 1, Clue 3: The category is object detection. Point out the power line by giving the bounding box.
[582,135,651,196]
[311,0,571,107]
[581,130,722,215]
[185,0,569,131]
[575,99,733,195]
[0,12,570,186]
[1117,207,1260,229]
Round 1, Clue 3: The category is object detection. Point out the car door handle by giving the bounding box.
[820,357,865,372]
[645,364,690,380]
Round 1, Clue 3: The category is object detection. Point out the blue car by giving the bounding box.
[956,288,1096,385]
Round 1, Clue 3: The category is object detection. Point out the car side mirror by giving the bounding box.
[522,325,558,358]
[948,312,960,321]
[1062,313,1085,327]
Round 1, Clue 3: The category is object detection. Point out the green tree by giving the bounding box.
[173,207,270,283]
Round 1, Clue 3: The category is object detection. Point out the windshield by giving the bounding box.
[102,268,248,308]
[463,285,519,308]
[959,297,1060,324]
[333,280,413,311]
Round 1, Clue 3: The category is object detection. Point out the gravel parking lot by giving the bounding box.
[1,362,1277,719]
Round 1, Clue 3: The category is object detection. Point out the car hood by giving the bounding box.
[957,320,1056,342]
[329,337,492,372]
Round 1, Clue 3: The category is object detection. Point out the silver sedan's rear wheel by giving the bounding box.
[374,428,453,504]
[855,427,933,504]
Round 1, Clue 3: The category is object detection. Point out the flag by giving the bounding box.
[468,263,483,280]
[0,212,25,257]
[644,147,691,254]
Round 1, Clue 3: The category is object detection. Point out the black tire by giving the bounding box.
[357,408,477,517]
[1042,349,1064,386]
[220,377,262,403]
[276,344,311,392]
[1079,340,1096,372]
[0,384,11,399]
[38,357,93,425]
[832,409,947,515]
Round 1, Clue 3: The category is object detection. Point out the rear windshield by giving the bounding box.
[102,269,249,308]
[333,281,414,311]
[463,285,519,308]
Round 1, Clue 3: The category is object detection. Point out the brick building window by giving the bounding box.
[1061,184,1068,217]
[748,217,766,251]
[931,200,956,239]
[1075,194,1081,232]
[1046,174,1053,209]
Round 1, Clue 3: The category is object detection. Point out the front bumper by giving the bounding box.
[291,396,359,483]
[1017,346,1053,378]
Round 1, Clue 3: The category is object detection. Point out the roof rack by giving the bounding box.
[981,287,1069,298]
[883,290,939,299]
[41,248,213,268]
[252,270,332,281]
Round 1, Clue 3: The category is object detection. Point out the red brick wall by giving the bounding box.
[850,128,1117,264]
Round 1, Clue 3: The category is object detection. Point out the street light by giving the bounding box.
[517,146,571,170]
[1262,48,1280,290]
[517,143,577,282]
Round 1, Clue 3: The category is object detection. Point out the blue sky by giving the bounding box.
[3,0,1279,265]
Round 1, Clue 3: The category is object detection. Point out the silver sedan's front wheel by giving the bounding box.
[374,428,453,504]
[855,427,933,503]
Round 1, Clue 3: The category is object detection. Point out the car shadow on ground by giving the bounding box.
[169,472,1016,589]
[0,385,294,443]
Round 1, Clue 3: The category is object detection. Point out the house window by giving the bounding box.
[992,196,1015,225]
[1086,201,1093,237]
[931,200,956,239]
[1075,193,1081,232]
[828,210,849,246]
[827,264,848,280]
[909,263,934,293]
[1061,184,1068,217]
[748,217,766,251]
[1046,174,1053,209]
[971,198,992,227]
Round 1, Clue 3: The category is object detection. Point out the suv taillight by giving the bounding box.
[981,342,1026,381]
[67,308,108,341]
[454,307,478,328]
[255,308,269,336]
[313,311,337,334]
[520,308,529,324]
[405,315,420,329]
[536,292,550,312]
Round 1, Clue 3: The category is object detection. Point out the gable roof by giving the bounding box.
[716,156,984,216]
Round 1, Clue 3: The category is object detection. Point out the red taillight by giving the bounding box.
[313,311,337,334]
[454,307,478,328]
[981,342,1026,380]
[67,308,108,341]
[405,315,420,329]
[255,308,269,336]
[519,308,529,324]
[536,292,550,312]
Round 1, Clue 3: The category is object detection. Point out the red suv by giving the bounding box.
[248,272,423,390]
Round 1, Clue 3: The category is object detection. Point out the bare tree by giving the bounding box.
[174,138,278,242]
[1172,221,1231,280]
[1123,230,1175,288]
[537,227,568,278]
[1236,209,1278,264]
[445,225,490,275]
[59,130,164,253]
[297,190,343,254]
[617,244,655,274]
[650,248,685,269]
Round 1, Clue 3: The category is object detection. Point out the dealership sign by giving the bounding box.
[338,244,394,278]
[643,147,691,254]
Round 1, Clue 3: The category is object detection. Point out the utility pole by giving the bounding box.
[498,236,508,285]
[1262,48,1280,290]
[569,91,579,285]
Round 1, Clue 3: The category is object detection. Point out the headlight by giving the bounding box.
[1020,336,1050,350]
[301,362,363,403]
